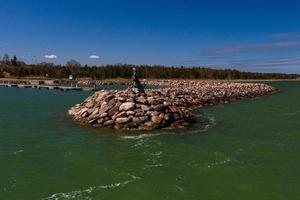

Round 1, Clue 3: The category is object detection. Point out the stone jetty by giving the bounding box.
[68,80,277,130]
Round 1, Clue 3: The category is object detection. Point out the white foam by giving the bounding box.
[186,116,216,134]
[13,150,23,155]
[41,174,140,200]
[200,116,216,132]
[144,163,165,168]
[150,151,163,156]
[207,158,231,169]
[132,140,144,147]
[122,116,216,138]
[122,133,164,140]
[175,185,184,192]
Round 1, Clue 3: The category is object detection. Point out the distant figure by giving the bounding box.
[69,74,74,80]
[132,68,145,92]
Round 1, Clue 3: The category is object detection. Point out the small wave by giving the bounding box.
[132,139,147,147]
[284,110,300,116]
[13,150,23,155]
[150,151,163,156]
[187,116,216,134]
[142,150,167,170]
[121,133,164,140]
[202,125,211,132]
[144,163,165,168]
[207,158,231,169]
[209,116,216,125]
[175,185,184,192]
[41,174,140,200]
[200,117,216,132]
[235,148,244,154]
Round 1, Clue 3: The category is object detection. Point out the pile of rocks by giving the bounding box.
[68,80,277,130]
[68,88,194,130]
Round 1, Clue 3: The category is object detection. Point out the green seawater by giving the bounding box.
[0,81,299,200]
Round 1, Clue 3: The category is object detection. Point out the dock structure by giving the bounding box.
[0,79,103,92]
[0,82,89,92]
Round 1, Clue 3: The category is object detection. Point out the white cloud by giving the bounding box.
[89,55,100,59]
[44,54,57,59]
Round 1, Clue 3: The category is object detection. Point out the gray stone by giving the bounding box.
[151,115,162,124]
[90,109,98,115]
[97,118,105,124]
[103,120,114,126]
[136,97,147,104]
[81,111,89,117]
[119,102,135,111]
[98,102,110,114]
[108,105,119,116]
[100,112,108,118]
[139,116,148,122]
[132,117,142,125]
[85,101,94,108]
[126,110,135,115]
[147,97,155,104]
[96,91,110,101]
[153,104,168,111]
[124,122,138,129]
[116,117,130,124]
[108,98,117,107]
[144,121,156,128]
[104,95,115,102]
[88,118,97,124]
[141,104,150,111]
[116,111,127,118]
[114,124,124,130]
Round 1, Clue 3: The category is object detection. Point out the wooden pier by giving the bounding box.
[0,79,105,92]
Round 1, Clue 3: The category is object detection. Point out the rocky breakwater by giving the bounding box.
[68,88,194,130]
[68,81,277,130]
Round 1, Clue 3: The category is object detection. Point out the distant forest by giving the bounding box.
[0,54,299,80]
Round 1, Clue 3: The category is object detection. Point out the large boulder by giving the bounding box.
[119,102,136,111]
[141,104,150,111]
[116,117,130,124]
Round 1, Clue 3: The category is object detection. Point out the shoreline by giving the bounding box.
[1,77,300,83]
[68,80,278,131]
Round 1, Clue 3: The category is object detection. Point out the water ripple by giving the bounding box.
[41,174,141,200]
[13,150,23,155]
[121,133,164,140]
[284,110,300,116]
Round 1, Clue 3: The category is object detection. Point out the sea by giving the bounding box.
[0,81,299,200]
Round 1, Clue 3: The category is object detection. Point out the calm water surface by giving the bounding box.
[0,81,299,200]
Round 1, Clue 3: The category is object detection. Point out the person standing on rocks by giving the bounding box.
[132,67,146,93]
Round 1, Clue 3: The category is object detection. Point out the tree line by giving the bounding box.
[0,54,299,80]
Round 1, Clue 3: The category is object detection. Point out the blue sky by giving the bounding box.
[0,0,300,73]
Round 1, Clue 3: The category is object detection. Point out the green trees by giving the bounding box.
[0,56,299,79]
[2,54,10,64]
[66,59,81,68]
[0,67,4,78]
[12,55,18,66]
